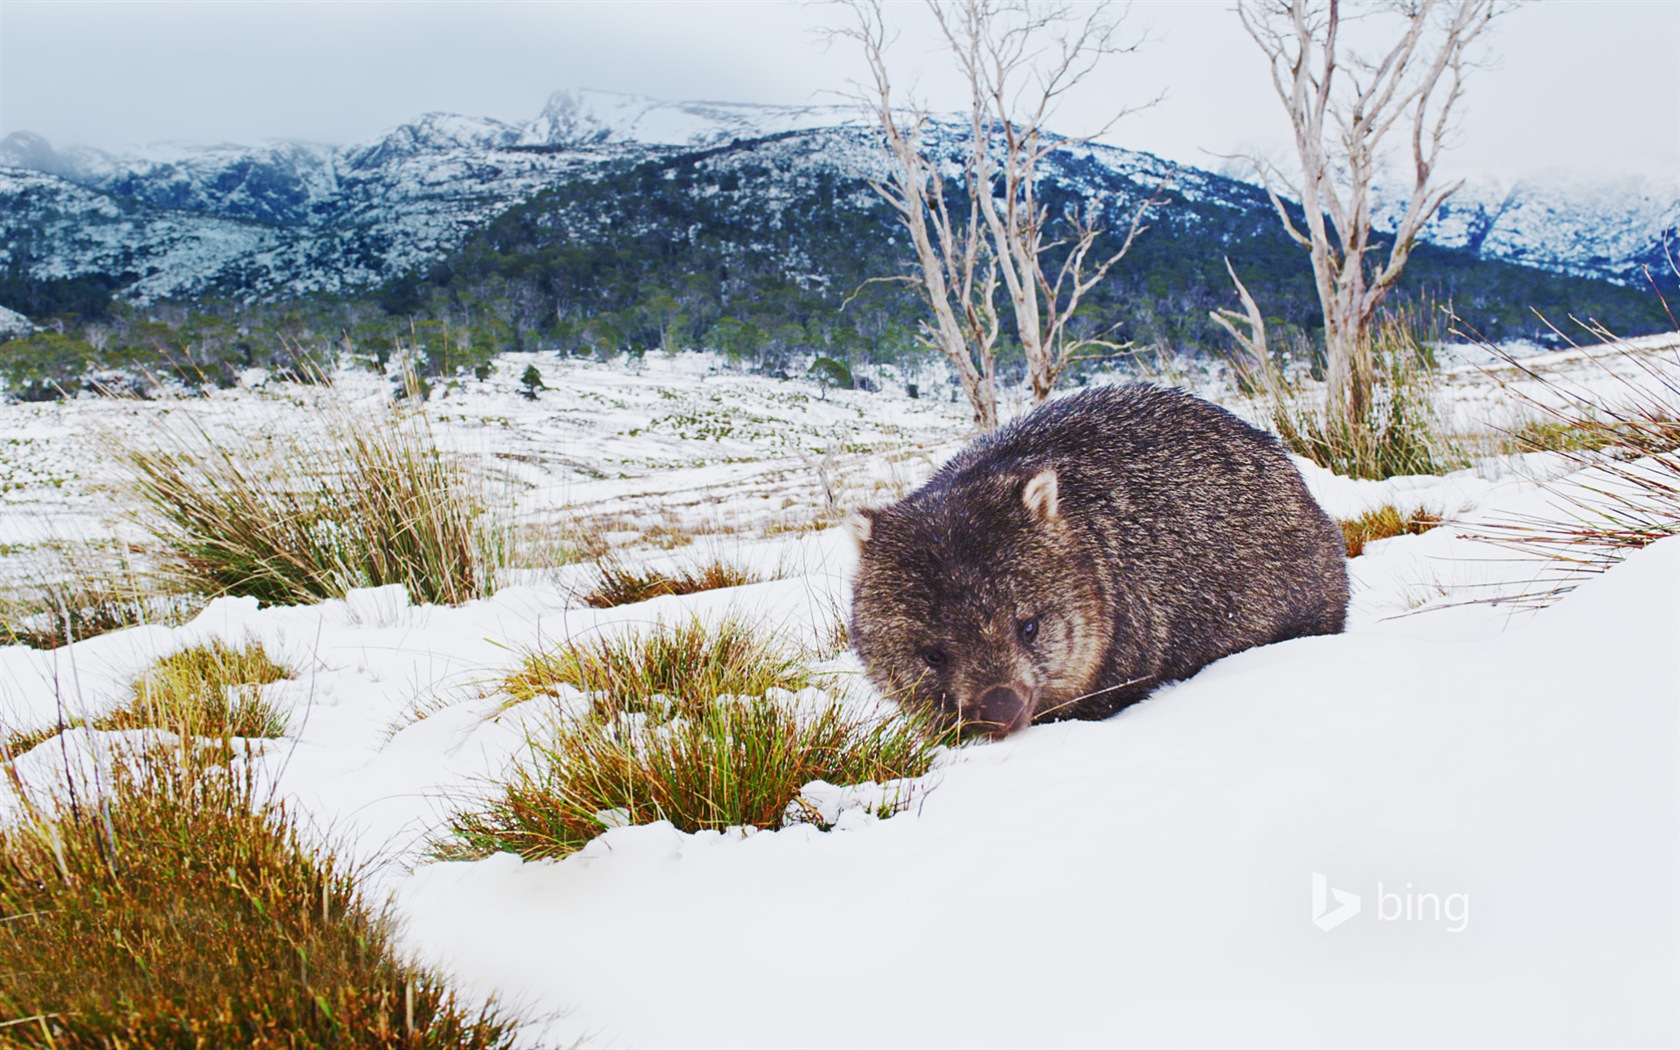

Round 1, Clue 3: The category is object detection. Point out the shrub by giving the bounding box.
[1339,505,1445,557]
[0,752,514,1047]
[447,617,944,861]
[120,380,512,607]
[518,363,544,398]
[808,356,853,397]
[0,331,101,401]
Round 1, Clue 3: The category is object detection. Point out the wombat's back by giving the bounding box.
[932,384,1348,692]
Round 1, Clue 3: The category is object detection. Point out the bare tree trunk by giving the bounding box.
[932,0,1159,406]
[1238,0,1500,429]
[833,0,1000,430]
[834,0,1156,428]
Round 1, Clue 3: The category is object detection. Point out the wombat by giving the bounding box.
[849,384,1348,737]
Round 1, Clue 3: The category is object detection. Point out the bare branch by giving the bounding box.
[1208,257,1269,366]
[830,0,1159,420]
[1237,0,1504,425]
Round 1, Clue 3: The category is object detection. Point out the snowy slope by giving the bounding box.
[0,305,34,335]
[1382,171,1680,285]
[395,541,1677,1047]
[0,344,1675,1046]
[517,88,866,148]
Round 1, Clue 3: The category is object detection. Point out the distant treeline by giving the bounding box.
[2,140,1672,400]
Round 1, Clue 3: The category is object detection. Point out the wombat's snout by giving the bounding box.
[966,685,1032,738]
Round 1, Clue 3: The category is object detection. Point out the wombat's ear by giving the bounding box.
[846,508,876,550]
[1021,468,1060,524]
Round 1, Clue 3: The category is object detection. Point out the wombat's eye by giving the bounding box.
[1017,617,1040,643]
[919,646,947,668]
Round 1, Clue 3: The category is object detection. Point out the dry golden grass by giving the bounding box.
[3,640,291,761]
[0,541,201,650]
[107,639,292,740]
[120,373,513,608]
[579,555,774,609]
[0,748,514,1046]
[503,616,819,717]
[1456,319,1680,604]
[446,617,943,862]
[441,696,942,862]
[1245,306,1468,480]
[1338,505,1445,558]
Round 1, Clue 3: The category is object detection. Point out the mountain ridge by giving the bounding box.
[0,88,1674,312]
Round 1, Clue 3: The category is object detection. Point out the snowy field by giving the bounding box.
[1,344,1677,1046]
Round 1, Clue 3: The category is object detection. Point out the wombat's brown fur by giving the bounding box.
[849,384,1348,737]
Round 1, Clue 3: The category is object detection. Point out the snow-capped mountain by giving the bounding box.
[1382,173,1680,286]
[0,88,1673,309]
[0,90,883,304]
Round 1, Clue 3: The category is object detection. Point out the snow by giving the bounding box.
[0,305,32,335]
[1380,170,1680,284]
[0,346,1675,1046]
[518,88,867,150]
[397,540,1678,1047]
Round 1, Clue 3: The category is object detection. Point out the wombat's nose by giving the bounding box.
[971,686,1029,737]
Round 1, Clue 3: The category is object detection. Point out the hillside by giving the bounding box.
[398,131,1670,362]
[0,90,1673,367]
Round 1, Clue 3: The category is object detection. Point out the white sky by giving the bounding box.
[1,0,1676,184]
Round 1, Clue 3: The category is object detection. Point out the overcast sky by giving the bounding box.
[1,0,1675,185]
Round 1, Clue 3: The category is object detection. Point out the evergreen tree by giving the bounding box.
[520,363,545,399]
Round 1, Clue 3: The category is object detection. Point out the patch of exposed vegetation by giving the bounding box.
[121,376,515,608]
[1338,505,1445,558]
[0,750,515,1047]
[107,639,292,740]
[0,542,202,650]
[1460,324,1680,605]
[502,616,818,717]
[579,556,772,609]
[1249,307,1468,480]
[446,617,943,861]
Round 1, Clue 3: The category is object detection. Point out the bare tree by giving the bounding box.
[836,0,1001,429]
[832,0,1156,430]
[1237,0,1500,425]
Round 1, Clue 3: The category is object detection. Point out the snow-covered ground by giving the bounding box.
[1,346,1676,1047]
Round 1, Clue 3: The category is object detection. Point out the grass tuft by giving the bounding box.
[0,542,202,651]
[119,378,512,608]
[107,639,293,740]
[1457,318,1680,605]
[1248,306,1467,480]
[1502,415,1620,455]
[502,616,818,718]
[2,639,291,763]
[579,555,771,609]
[447,617,943,861]
[1338,505,1445,558]
[0,749,514,1047]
